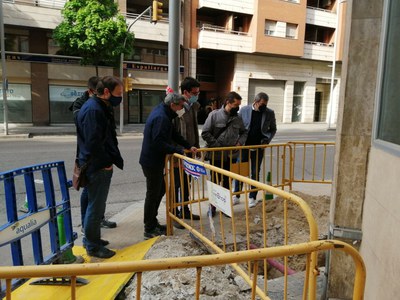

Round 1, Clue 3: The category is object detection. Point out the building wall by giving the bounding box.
[253,0,306,56]
[4,3,62,29]
[328,0,396,298]
[233,54,340,123]
[2,0,344,125]
[362,147,400,299]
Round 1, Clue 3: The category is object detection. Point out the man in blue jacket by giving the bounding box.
[77,76,124,258]
[140,93,197,239]
[234,92,277,208]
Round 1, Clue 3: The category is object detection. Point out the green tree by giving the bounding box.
[53,0,134,74]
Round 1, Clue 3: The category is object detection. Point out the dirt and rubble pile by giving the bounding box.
[122,191,330,299]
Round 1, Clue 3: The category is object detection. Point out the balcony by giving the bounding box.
[5,0,66,8]
[306,7,336,28]
[198,25,252,53]
[198,0,254,15]
[4,0,64,29]
[302,41,334,61]
[123,13,174,44]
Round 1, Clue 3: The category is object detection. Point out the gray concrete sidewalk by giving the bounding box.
[0,122,333,139]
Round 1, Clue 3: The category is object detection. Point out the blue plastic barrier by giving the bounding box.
[0,161,74,267]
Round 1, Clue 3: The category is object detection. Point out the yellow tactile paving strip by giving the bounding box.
[7,238,158,300]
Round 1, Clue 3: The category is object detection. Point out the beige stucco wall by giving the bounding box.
[326,0,400,298]
[48,65,113,83]
[361,147,400,299]
[233,54,340,123]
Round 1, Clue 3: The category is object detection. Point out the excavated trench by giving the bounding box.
[119,191,330,299]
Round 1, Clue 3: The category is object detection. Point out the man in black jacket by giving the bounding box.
[72,76,117,231]
[77,76,124,258]
[70,76,98,123]
[140,93,197,240]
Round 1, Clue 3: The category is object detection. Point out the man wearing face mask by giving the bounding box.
[172,77,201,223]
[77,76,124,258]
[71,76,117,236]
[140,93,197,239]
[233,92,277,208]
[201,92,248,216]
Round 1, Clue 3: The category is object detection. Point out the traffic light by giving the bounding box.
[151,0,163,23]
[124,77,133,92]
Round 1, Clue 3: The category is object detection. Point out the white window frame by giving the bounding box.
[286,23,298,39]
[265,20,276,36]
[373,0,400,155]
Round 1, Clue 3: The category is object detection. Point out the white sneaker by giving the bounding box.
[233,196,240,206]
[248,198,256,208]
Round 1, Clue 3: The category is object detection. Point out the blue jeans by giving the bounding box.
[84,169,113,252]
[80,187,88,227]
[234,148,264,199]
[81,187,106,228]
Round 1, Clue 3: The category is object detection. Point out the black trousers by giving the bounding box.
[211,160,231,190]
[142,165,165,232]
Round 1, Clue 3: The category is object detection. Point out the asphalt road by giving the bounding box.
[0,127,335,265]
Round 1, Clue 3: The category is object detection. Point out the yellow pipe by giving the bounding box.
[0,240,365,300]
[195,267,201,300]
[136,272,142,299]
[173,153,321,296]
[71,276,76,300]
[288,141,335,146]
[173,154,319,241]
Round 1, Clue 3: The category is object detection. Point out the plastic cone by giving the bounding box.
[265,171,274,200]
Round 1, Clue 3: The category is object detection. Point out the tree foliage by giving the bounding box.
[53,0,134,68]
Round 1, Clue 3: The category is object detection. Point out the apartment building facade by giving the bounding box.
[1,0,345,125]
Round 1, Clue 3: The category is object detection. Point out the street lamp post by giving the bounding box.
[327,0,346,130]
[0,1,9,135]
[168,0,180,92]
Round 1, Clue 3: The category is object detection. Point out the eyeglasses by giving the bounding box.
[190,90,200,96]
[174,102,184,109]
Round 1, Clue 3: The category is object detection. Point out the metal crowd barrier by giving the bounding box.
[0,161,74,291]
[163,142,335,298]
[0,240,366,300]
[165,153,322,298]
[288,141,335,184]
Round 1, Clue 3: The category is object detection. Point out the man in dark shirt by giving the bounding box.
[140,93,197,240]
[234,92,277,208]
[77,76,124,258]
[72,76,117,233]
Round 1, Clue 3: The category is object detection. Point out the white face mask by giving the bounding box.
[176,108,185,118]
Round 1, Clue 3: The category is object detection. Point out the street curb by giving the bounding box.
[0,133,31,139]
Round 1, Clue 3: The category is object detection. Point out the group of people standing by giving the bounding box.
[74,75,276,259]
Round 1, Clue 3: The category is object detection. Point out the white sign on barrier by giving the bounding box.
[207,180,232,217]
[0,210,51,247]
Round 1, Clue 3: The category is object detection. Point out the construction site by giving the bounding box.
[0,141,365,299]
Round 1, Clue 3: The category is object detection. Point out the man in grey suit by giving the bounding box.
[233,92,277,208]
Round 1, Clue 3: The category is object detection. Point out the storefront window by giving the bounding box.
[0,84,32,123]
[128,90,165,123]
[49,85,86,123]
